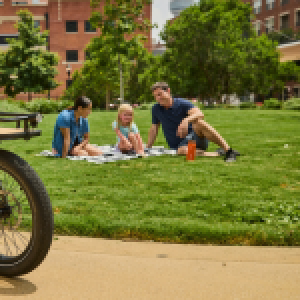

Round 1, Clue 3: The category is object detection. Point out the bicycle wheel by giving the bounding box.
[0,149,53,277]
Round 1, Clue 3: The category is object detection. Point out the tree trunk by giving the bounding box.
[225,76,230,105]
[281,88,284,109]
[28,92,32,102]
[106,85,110,111]
[218,93,222,104]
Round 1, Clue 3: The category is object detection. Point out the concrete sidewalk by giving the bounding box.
[0,235,299,299]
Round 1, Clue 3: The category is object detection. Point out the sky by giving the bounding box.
[152,0,199,43]
[151,0,173,43]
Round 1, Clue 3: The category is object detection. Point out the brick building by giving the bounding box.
[246,0,300,36]
[244,0,300,100]
[0,0,152,100]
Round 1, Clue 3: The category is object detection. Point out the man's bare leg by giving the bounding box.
[177,146,219,157]
[192,121,230,151]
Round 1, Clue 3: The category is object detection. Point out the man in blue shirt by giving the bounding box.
[146,82,239,162]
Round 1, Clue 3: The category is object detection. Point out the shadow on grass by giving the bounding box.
[178,194,213,202]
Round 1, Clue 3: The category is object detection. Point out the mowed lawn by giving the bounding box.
[1,108,299,246]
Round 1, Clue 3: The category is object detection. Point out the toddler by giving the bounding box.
[112,104,144,155]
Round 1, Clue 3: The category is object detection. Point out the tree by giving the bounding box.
[0,10,59,100]
[62,0,154,109]
[126,49,166,103]
[272,61,300,101]
[159,0,287,103]
[62,45,125,109]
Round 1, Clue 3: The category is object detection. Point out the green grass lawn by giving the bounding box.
[1,108,299,246]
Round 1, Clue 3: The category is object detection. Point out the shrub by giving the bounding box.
[239,102,256,109]
[137,102,155,110]
[283,98,300,110]
[222,104,238,109]
[202,102,217,109]
[0,100,28,113]
[196,103,205,110]
[139,104,149,110]
[22,98,73,114]
[263,98,281,110]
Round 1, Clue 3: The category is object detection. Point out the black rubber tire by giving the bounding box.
[0,149,53,277]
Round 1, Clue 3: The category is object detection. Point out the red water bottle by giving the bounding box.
[186,140,196,161]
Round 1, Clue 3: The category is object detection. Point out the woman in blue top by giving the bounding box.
[52,96,102,158]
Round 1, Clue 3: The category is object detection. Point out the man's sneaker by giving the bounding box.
[224,148,238,162]
[216,148,240,157]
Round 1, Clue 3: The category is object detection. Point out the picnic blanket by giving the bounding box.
[36,145,177,164]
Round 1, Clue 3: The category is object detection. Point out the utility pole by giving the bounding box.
[119,54,124,103]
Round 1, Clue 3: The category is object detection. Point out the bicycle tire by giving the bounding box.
[0,149,53,277]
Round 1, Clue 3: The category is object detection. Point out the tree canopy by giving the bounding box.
[63,0,154,108]
[0,10,59,100]
[159,0,300,102]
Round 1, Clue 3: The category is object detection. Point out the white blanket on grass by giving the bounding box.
[36,145,177,164]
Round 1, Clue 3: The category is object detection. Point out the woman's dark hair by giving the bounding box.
[67,96,91,110]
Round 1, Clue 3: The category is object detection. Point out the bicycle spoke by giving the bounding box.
[3,227,12,257]
[0,169,32,259]
[11,230,30,247]
[3,230,21,255]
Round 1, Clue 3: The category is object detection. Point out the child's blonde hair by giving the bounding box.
[116,103,134,129]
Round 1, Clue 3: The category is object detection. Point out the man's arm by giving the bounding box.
[177,107,204,138]
[186,107,204,123]
[147,123,160,148]
[60,128,70,158]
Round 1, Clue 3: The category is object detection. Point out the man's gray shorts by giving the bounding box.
[177,130,209,151]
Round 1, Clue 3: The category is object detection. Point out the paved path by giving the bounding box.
[0,235,299,299]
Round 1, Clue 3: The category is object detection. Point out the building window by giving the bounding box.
[281,0,289,6]
[296,11,300,27]
[66,79,72,89]
[84,21,96,32]
[265,17,274,34]
[12,1,28,4]
[66,50,78,62]
[34,20,40,29]
[280,14,290,30]
[266,0,275,10]
[66,21,78,33]
[253,22,261,36]
[253,0,262,14]
[44,13,49,29]
[0,34,19,45]
[293,86,300,98]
